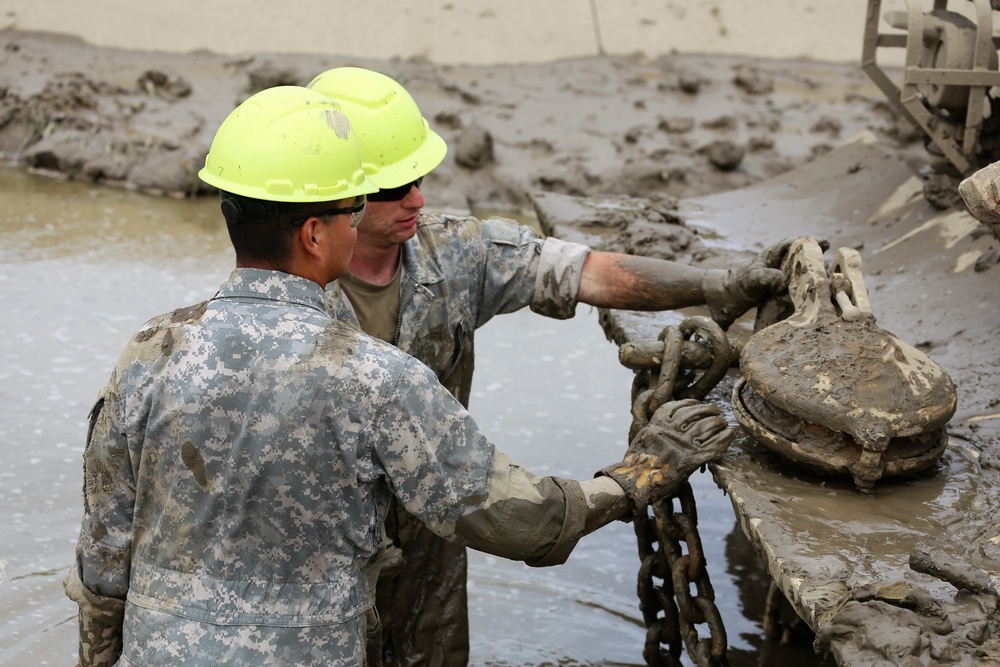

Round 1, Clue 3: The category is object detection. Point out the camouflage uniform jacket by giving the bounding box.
[327,213,590,407]
[64,268,591,667]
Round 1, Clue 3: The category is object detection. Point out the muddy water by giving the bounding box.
[0,166,831,666]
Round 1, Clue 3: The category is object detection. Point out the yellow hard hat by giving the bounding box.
[307,67,447,189]
[198,85,378,202]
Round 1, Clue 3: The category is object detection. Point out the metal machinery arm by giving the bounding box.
[862,0,1000,175]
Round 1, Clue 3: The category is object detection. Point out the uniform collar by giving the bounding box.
[217,268,331,315]
[399,214,445,286]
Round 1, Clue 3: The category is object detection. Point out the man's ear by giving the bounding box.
[297,216,323,259]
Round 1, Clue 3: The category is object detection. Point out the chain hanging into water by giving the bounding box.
[620,316,732,667]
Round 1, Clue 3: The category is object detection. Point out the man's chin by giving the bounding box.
[394,219,419,239]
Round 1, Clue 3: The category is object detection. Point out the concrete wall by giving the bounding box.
[0,0,919,65]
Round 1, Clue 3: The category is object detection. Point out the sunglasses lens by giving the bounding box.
[368,178,423,202]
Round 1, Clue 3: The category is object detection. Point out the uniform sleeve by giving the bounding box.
[64,377,135,667]
[372,357,589,567]
[473,217,590,324]
[452,449,589,567]
[531,236,590,319]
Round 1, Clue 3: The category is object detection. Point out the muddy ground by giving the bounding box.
[2,27,998,666]
[0,28,937,209]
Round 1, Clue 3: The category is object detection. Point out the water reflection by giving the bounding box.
[0,166,831,666]
[0,167,230,666]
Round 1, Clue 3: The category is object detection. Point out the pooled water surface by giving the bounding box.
[0,167,831,666]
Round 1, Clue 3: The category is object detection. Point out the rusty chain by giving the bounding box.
[621,316,732,667]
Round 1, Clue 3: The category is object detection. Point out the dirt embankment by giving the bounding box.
[0,28,932,213]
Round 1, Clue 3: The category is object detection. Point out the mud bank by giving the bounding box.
[0,28,929,213]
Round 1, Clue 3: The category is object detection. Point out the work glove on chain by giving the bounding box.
[598,398,735,509]
[701,238,794,330]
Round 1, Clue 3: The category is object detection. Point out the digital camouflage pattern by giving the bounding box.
[327,213,589,407]
[326,214,590,666]
[66,268,592,667]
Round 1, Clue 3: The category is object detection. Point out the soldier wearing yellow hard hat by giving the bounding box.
[311,66,792,667]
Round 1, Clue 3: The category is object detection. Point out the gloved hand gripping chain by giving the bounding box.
[619,316,734,667]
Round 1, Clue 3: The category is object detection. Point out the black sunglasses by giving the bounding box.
[367,178,423,202]
[292,195,367,228]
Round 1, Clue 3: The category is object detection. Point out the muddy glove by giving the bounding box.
[598,399,734,508]
[701,238,794,330]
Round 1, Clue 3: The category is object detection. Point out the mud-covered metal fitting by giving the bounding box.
[959,160,1000,245]
[732,237,957,492]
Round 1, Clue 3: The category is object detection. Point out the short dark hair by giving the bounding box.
[219,191,336,265]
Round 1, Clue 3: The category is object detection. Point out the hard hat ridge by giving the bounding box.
[198,85,378,204]
[307,67,447,189]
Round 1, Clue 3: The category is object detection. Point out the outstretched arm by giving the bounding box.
[577,242,791,330]
[452,400,734,567]
[577,252,707,311]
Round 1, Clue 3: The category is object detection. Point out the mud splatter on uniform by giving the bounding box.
[65,268,591,667]
[326,214,591,666]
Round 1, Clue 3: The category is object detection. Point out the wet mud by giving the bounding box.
[1,27,999,667]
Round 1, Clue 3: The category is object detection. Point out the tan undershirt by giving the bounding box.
[338,263,402,344]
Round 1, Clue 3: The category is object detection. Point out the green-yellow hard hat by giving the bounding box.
[307,67,447,189]
[199,85,378,202]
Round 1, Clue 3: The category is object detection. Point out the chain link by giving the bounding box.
[624,316,731,667]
